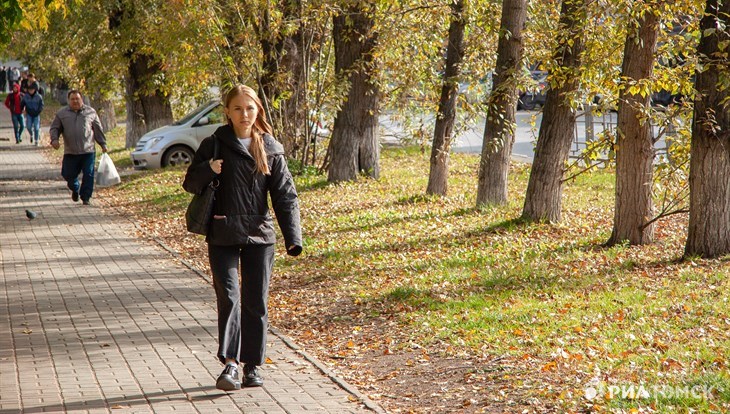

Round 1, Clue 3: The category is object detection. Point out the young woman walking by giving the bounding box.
[183,85,302,391]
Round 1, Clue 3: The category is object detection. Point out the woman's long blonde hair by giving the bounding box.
[224,85,273,175]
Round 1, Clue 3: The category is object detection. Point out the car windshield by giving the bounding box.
[205,104,225,124]
[172,101,216,126]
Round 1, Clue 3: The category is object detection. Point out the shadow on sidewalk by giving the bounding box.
[0,385,231,414]
[0,145,47,152]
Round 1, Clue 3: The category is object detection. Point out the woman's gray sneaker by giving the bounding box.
[216,364,241,391]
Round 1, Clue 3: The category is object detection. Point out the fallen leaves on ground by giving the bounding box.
[97,149,730,413]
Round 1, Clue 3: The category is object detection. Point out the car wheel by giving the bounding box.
[162,145,194,168]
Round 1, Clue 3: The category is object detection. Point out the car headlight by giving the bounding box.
[143,136,164,150]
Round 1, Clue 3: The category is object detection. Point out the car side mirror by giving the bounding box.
[196,116,209,126]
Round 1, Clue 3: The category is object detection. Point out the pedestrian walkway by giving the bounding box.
[0,120,381,412]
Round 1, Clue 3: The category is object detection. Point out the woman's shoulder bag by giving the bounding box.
[185,136,219,235]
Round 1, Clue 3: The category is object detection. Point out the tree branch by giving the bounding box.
[639,208,689,231]
[561,159,606,183]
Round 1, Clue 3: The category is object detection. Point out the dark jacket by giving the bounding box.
[21,91,44,116]
[183,125,302,254]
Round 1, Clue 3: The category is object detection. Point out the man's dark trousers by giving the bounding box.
[61,153,95,202]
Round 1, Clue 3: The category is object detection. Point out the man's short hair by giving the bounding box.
[67,89,82,99]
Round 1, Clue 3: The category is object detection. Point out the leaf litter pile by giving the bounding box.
[101,148,729,413]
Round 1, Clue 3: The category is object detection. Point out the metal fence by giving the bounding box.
[569,106,674,162]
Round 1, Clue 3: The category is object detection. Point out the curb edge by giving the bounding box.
[124,218,387,413]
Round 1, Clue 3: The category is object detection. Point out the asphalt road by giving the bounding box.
[379,110,548,163]
[379,109,623,163]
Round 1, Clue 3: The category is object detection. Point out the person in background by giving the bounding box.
[50,90,107,205]
[4,83,25,144]
[21,82,44,146]
[182,85,302,391]
[19,71,29,94]
[8,67,19,90]
[27,73,44,95]
[0,66,6,93]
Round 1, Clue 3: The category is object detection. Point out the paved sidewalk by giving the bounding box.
[0,123,380,412]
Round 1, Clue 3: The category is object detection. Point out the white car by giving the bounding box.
[131,100,225,169]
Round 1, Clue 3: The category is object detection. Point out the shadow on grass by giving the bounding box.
[303,215,553,288]
[116,166,182,186]
[394,193,436,205]
[549,236,688,271]
[147,192,190,211]
[299,210,693,314]
[321,198,486,236]
[107,148,134,169]
[295,176,330,192]
[469,216,529,235]
[325,215,532,256]
[108,146,130,156]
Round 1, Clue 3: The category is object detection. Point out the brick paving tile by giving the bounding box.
[1,117,384,414]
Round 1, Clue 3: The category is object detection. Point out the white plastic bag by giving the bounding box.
[96,153,121,187]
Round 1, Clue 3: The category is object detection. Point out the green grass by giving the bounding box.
[113,166,191,216]
[100,143,730,413]
[104,126,133,169]
[600,372,730,411]
[40,93,62,127]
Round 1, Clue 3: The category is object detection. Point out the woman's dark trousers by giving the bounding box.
[208,243,274,366]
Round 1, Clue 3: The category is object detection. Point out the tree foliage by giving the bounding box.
[1,0,65,45]
[4,0,728,255]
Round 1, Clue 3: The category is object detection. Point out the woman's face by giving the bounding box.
[225,94,258,136]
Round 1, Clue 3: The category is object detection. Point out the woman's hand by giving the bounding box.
[287,245,302,257]
[209,158,223,174]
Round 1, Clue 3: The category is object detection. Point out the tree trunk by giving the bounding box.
[355,14,380,180]
[427,0,466,196]
[476,0,527,205]
[258,1,316,158]
[606,9,659,246]
[123,53,174,148]
[279,34,308,158]
[327,4,380,182]
[259,7,288,148]
[124,73,146,149]
[258,6,279,108]
[685,0,730,258]
[358,101,381,179]
[109,5,173,149]
[521,0,586,222]
[90,92,117,132]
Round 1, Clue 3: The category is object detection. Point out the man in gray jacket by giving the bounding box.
[50,90,108,205]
